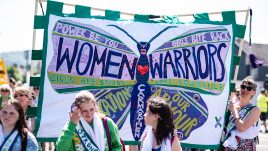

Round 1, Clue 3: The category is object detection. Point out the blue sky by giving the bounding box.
[0,0,267,52]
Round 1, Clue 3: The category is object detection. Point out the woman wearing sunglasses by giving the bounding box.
[0,84,12,105]
[13,87,36,133]
[223,76,261,150]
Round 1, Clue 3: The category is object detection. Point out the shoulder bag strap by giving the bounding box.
[103,117,112,150]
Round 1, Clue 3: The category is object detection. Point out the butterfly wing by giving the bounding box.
[90,87,132,129]
[148,26,231,95]
[47,19,138,93]
[151,86,208,140]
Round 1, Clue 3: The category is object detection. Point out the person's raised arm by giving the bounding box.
[107,117,122,151]
[232,107,260,132]
[56,108,81,151]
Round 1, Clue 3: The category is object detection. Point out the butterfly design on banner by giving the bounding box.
[47,19,231,140]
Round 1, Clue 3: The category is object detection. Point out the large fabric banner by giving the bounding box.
[37,12,235,148]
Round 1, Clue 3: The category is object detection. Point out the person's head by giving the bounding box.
[74,91,98,123]
[144,96,174,145]
[9,77,16,90]
[240,76,257,99]
[13,87,30,111]
[0,99,27,129]
[0,99,28,150]
[33,86,40,97]
[28,91,37,107]
[235,87,241,98]
[260,89,267,96]
[0,84,12,97]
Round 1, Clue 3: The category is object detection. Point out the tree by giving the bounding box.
[6,64,23,82]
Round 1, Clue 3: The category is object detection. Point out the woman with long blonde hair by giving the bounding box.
[56,90,122,151]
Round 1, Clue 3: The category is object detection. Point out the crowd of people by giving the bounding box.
[0,78,182,151]
[0,78,39,150]
[257,88,268,133]
[0,75,265,151]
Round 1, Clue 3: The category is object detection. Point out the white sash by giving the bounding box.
[141,127,171,151]
[0,124,20,151]
[76,114,105,151]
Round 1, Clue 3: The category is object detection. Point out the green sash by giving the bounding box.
[76,121,100,151]
[223,104,255,142]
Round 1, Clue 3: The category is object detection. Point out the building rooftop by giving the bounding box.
[236,39,268,66]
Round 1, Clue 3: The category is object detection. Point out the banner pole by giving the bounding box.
[30,0,39,77]
[232,8,250,84]
[39,0,247,17]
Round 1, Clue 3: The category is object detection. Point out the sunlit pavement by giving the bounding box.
[257,125,268,151]
[257,132,268,151]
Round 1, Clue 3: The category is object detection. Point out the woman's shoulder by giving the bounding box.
[102,116,119,130]
[251,106,261,115]
[103,116,115,124]
[26,131,39,150]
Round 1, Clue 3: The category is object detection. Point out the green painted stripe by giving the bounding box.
[222,11,236,23]
[30,77,40,86]
[34,15,47,29]
[149,79,225,95]
[180,90,208,115]
[105,10,120,20]
[75,5,91,18]
[95,90,108,98]
[26,107,37,118]
[134,14,149,21]
[181,143,220,150]
[123,141,141,145]
[31,50,43,60]
[193,13,210,21]
[236,24,246,38]
[48,71,136,86]
[232,55,241,65]
[53,84,136,94]
[96,91,112,101]
[179,91,208,117]
[230,82,236,92]
[116,104,130,126]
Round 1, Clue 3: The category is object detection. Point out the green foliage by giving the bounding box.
[6,65,24,82]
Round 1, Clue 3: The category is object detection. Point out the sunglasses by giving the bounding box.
[240,85,254,91]
[1,90,9,93]
[14,94,26,98]
[33,87,39,90]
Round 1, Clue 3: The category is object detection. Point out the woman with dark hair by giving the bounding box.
[223,76,261,150]
[0,99,38,150]
[141,96,181,151]
[9,77,16,91]
[13,86,36,132]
